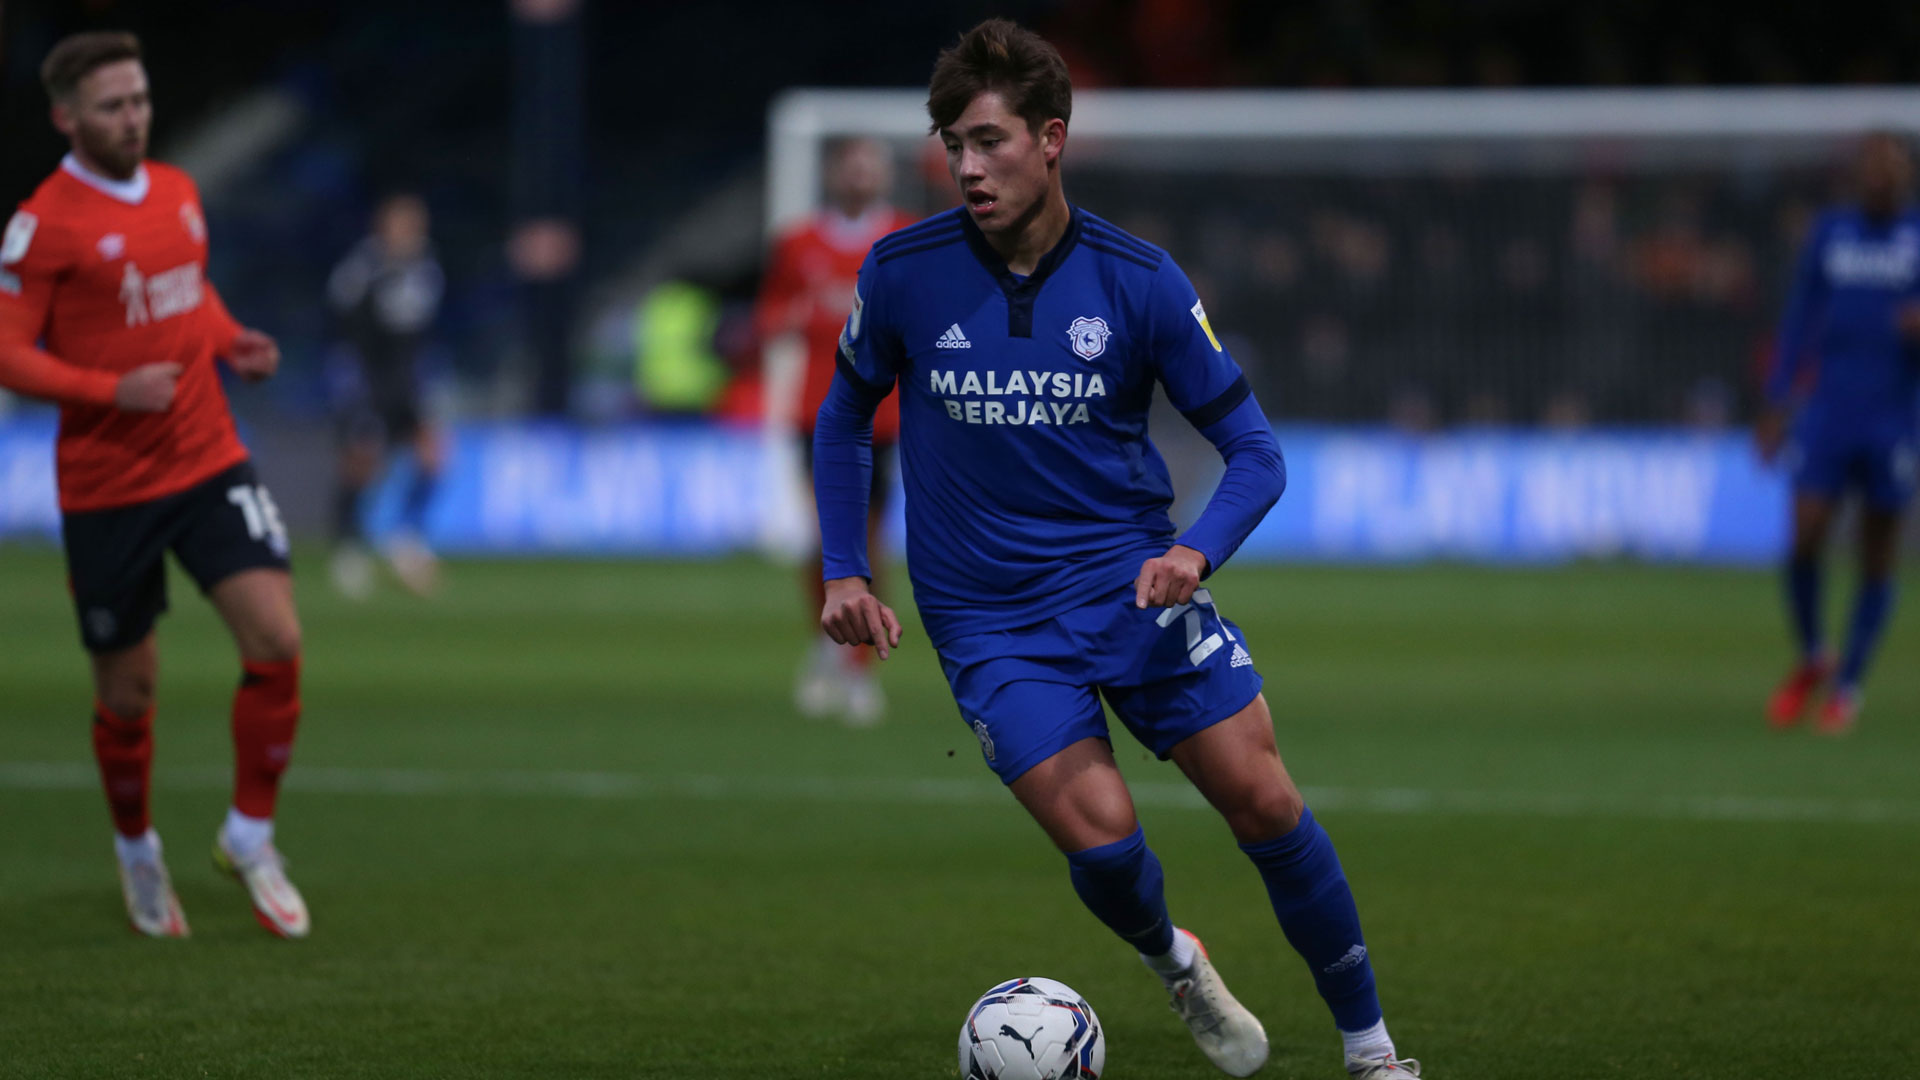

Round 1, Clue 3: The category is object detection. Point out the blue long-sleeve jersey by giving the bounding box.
[814,206,1286,648]
[1768,206,1920,437]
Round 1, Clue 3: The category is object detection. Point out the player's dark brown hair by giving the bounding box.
[40,31,143,102]
[926,19,1072,136]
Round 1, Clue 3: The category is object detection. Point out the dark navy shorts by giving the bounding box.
[937,584,1263,784]
[1788,424,1919,511]
[61,460,291,654]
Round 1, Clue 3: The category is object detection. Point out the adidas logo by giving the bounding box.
[1323,944,1368,974]
[1229,644,1252,668]
[935,323,972,349]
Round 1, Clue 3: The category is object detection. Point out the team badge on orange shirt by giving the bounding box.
[179,202,205,244]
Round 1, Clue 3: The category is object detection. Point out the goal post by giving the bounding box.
[769,87,1920,234]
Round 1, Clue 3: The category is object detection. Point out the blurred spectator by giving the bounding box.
[1311,211,1392,290]
[1632,191,1712,301]
[1249,231,1303,291]
[1388,386,1440,434]
[1418,225,1466,281]
[1684,377,1735,429]
[1499,237,1551,295]
[634,281,729,415]
[1129,0,1227,87]
[754,136,916,727]
[1299,314,1351,386]
[1463,391,1512,427]
[1571,183,1621,266]
[325,193,446,598]
[1542,391,1593,430]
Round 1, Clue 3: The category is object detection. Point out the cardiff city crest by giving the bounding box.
[1067,315,1111,361]
[973,720,996,762]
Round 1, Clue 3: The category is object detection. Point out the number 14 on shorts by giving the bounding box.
[227,484,290,557]
[1156,589,1237,667]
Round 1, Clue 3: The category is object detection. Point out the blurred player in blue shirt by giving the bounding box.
[1759,133,1920,733]
[813,20,1418,1080]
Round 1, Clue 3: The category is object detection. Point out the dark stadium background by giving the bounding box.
[4,2,1914,475]
[2,7,1917,1077]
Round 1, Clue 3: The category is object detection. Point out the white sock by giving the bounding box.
[114,828,161,866]
[1139,928,1199,979]
[1340,1018,1395,1064]
[222,807,273,857]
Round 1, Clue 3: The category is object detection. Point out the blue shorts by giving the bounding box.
[937,584,1264,784]
[1788,425,1919,511]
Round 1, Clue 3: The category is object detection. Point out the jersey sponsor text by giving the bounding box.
[930,367,1107,426]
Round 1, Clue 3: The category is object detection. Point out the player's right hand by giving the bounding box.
[114,362,183,412]
[821,576,903,660]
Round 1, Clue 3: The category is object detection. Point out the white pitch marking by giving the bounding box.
[0,762,1915,826]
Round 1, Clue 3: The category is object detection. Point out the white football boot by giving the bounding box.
[384,532,440,596]
[329,543,376,600]
[1161,929,1270,1076]
[117,842,189,938]
[214,830,310,939]
[794,637,846,720]
[1347,1053,1422,1078]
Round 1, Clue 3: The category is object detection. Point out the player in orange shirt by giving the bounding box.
[0,32,310,940]
[757,138,917,726]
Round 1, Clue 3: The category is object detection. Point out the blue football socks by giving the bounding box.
[1838,578,1895,691]
[1786,557,1825,661]
[1065,827,1177,958]
[1239,808,1382,1033]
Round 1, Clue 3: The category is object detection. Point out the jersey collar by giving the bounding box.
[959,205,1082,339]
[61,153,151,205]
[820,204,893,252]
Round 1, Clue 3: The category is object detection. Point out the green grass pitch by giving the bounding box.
[1,548,1915,1078]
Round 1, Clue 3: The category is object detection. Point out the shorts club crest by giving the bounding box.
[973,720,996,762]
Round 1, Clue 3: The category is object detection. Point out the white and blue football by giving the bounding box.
[958,977,1105,1080]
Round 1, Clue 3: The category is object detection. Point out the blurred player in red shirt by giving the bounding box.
[0,33,310,939]
[757,138,916,726]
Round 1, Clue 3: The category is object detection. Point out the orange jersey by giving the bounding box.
[756,207,918,439]
[0,158,246,512]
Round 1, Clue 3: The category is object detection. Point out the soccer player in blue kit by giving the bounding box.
[812,19,1419,1080]
[1760,132,1920,734]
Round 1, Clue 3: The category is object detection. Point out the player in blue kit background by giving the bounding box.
[813,20,1419,1080]
[1759,132,1920,734]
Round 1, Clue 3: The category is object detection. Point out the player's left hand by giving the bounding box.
[1135,545,1209,608]
[225,328,280,382]
[822,576,904,659]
